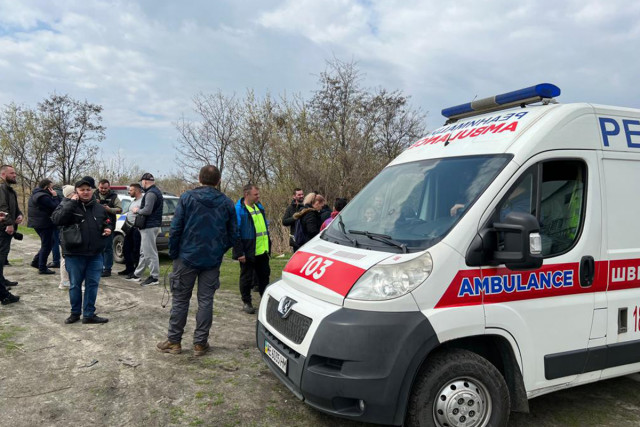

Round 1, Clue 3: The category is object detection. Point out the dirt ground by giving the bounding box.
[2,235,640,427]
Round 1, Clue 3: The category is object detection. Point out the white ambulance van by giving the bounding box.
[258,84,640,426]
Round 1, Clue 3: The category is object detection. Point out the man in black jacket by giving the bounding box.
[281,188,304,252]
[95,179,122,277]
[0,165,22,305]
[52,178,114,324]
[27,178,61,274]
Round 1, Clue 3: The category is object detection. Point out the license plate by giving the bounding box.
[265,340,287,374]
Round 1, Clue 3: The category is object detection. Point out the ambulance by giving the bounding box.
[257,83,640,426]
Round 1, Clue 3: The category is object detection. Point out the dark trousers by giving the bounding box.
[123,228,141,272]
[33,226,55,271]
[0,232,13,295]
[167,259,220,344]
[52,228,60,264]
[239,253,270,304]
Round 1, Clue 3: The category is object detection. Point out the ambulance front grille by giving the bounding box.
[266,296,312,345]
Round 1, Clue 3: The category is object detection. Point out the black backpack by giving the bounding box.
[293,219,309,247]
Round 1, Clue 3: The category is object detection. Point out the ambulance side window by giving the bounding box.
[497,160,586,257]
[539,160,586,257]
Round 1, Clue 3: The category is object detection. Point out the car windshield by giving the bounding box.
[323,155,511,252]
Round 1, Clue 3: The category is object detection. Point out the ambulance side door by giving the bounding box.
[483,151,603,393]
[601,151,640,380]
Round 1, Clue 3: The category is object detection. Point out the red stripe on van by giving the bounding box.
[283,251,367,297]
[436,260,608,308]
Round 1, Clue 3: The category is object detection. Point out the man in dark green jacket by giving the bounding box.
[0,165,22,305]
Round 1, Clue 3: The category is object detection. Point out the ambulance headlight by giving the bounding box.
[348,252,433,300]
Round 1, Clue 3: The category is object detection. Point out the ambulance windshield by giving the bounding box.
[324,155,510,252]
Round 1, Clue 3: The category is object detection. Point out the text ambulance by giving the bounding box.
[257,83,640,426]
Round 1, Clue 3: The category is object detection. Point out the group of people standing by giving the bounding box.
[0,167,165,325]
[0,162,347,358]
[282,187,347,252]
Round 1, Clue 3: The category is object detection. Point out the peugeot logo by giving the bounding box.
[277,296,297,319]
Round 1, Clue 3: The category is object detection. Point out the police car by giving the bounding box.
[112,192,179,263]
[257,84,640,426]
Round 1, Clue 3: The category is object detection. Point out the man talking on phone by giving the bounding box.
[0,165,22,305]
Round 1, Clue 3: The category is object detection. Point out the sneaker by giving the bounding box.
[82,315,109,324]
[39,268,55,275]
[30,260,39,269]
[117,269,133,276]
[193,342,210,357]
[126,274,141,282]
[141,276,159,287]
[4,280,18,287]
[242,303,256,314]
[157,340,182,354]
[1,293,20,305]
[47,262,60,268]
[65,313,81,324]
[58,281,70,289]
[101,270,111,278]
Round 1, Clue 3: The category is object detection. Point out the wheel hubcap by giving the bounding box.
[433,377,491,427]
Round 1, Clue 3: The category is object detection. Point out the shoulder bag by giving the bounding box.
[134,214,146,229]
[61,223,83,248]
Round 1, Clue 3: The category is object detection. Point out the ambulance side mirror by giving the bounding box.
[466,211,543,270]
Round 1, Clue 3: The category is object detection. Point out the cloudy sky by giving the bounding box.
[1,0,639,176]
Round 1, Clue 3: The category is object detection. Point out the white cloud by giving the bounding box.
[2,0,640,172]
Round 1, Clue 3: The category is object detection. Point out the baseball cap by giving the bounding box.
[80,176,96,188]
[74,179,93,189]
[140,173,155,181]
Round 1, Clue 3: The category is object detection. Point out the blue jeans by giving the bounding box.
[102,234,114,271]
[65,254,103,317]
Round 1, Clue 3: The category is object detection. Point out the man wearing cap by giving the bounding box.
[0,165,21,305]
[52,178,114,324]
[128,173,163,286]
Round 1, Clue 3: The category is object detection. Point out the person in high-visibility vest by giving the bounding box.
[233,184,270,314]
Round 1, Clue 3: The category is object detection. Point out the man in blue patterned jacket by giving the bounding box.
[157,165,238,357]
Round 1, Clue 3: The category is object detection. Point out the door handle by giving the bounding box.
[579,255,595,288]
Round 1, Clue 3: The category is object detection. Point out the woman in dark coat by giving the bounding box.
[293,192,326,241]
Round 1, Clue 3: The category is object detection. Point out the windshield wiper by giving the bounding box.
[348,229,408,253]
[337,216,358,247]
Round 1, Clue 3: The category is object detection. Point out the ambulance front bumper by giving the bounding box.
[257,307,439,425]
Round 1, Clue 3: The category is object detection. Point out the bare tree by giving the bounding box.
[230,90,278,186]
[38,93,104,184]
[370,88,427,162]
[174,91,241,188]
[0,103,55,208]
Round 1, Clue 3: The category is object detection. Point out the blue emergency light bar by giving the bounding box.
[441,83,561,121]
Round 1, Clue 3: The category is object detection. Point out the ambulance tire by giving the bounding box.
[406,348,510,427]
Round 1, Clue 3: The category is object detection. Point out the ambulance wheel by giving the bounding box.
[113,233,125,264]
[406,348,510,427]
